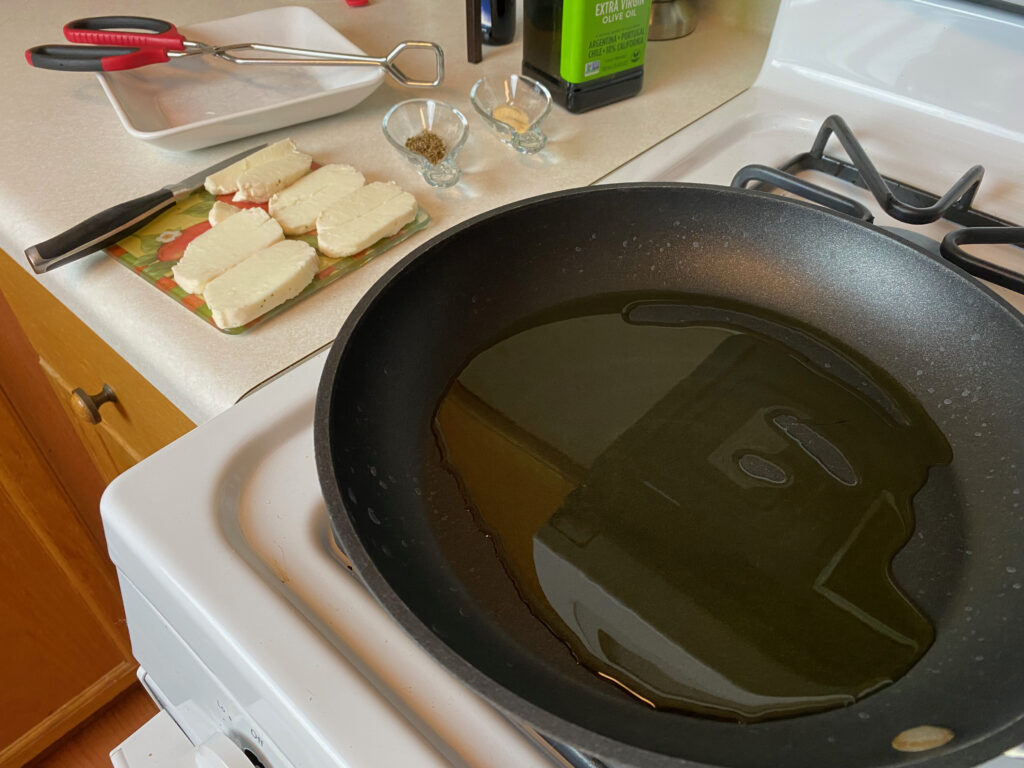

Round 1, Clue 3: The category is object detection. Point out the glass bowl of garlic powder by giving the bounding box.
[382,99,469,188]
[470,74,552,154]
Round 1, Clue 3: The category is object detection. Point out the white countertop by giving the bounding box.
[0,0,775,424]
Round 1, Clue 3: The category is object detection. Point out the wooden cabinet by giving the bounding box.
[0,250,194,767]
[0,253,195,484]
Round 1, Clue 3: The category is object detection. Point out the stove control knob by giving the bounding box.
[194,733,253,768]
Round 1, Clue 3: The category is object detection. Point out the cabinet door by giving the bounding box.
[0,274,157,765]
[0,253,194,477]
[0,361,136,768]
[0,251,193,764]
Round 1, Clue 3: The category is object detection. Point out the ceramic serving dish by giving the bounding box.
[96,7,385,151]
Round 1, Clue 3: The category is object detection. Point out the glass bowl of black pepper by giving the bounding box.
[382,99,469,188]
[469,74,551,154]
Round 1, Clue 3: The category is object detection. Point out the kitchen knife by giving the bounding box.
[24,143,268,274]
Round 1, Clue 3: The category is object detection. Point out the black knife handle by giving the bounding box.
[25,188,176,273]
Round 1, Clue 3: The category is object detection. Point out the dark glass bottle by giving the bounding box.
[523,0,652,113]
[482,0,516,45]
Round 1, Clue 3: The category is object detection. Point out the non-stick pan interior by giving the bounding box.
[316,185,1024,768]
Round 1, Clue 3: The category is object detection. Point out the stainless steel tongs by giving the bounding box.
[27,16,445,88]
[188,40,445,88]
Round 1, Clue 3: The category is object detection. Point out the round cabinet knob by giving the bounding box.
[70,383,118,424]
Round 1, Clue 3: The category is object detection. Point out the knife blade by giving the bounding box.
[24,143,268,274]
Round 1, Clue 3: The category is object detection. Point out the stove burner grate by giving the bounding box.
[732,114,1024,295]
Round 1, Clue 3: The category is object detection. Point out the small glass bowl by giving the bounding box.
[382,99,469,188]
[469,74,552,154]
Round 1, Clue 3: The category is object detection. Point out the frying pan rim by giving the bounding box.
[314,182,1024,768]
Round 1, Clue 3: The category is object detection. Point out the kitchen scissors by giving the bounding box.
[25,16,444,87]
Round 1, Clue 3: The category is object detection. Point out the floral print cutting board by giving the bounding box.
[105,186,430,334]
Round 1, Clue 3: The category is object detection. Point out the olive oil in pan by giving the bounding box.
[433,298,952,723]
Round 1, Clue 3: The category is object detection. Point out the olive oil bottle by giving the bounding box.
[523,0,653,113]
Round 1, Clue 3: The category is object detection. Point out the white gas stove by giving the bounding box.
[102,0,1024,766]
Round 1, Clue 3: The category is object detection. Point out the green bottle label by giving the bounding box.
[559,0,652,84]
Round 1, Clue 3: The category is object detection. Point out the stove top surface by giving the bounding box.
[103,101,1024,764]
[101,1,1024,765]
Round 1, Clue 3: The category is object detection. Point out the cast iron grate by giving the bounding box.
[731,114,1024,295]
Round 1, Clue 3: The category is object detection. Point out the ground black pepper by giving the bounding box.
[405,130,447,164]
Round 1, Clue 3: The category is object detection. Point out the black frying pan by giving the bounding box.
[314,184,1024,768]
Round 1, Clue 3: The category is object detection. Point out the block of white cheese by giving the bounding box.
[316,182,418,258]
[203,240,319,329]
[171,208,284,295]
[268,164,366,235]
[232,151,312,204]
[204,139,302,195]
[208,200,240,227]
[317,181,405,225]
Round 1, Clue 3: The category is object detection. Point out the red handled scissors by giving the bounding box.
[25,15,445,87]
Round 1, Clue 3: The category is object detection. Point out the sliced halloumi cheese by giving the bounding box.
[208,200,240,226]
[337,193,418,254]
[232,151,313,204]
[204,139,302,195]
[316,183,418,258]
[317,181,405,228]
[171,208,284,295]
[268,164,366,235]
[203,239,319,329]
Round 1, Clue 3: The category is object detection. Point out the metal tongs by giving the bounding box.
[193,39,443,87]
[26,16,444,88]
